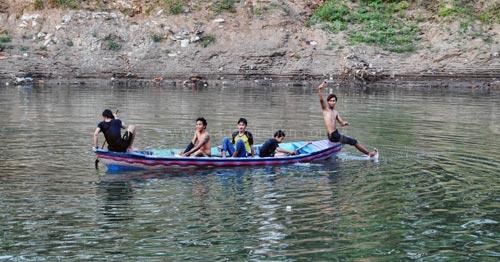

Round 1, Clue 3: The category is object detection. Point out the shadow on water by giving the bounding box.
[97,156,351,181]
[97,180,135,223]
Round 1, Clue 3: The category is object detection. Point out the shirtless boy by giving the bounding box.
[317,81,377,157]
[181,117,211,157]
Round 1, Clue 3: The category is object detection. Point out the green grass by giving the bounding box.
[151,34,162,43]
[478,4,500,23]
[326,40,340,50]
[436,0,498,43]
[199,35,215,48]
[49,0,78,9]
[0,34,11,43]
[458,20,471,35]
[311,0,419,52]
[311,0,498,52]
[212,0,236,13]
[34,0,44,10]
[252,2,282,17]
[104,36,121,51]
[162,0,184,15]
[438,5,471,19]
[438,0,499,24]
[0,34,11,52]
[107,41,121,51]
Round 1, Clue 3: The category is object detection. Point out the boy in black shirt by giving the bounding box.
[93,109,136,152]
[259,130,297,157]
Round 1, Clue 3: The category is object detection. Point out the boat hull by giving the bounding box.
[95,140,341,171]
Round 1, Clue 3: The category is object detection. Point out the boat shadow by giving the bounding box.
[98,156,344,182]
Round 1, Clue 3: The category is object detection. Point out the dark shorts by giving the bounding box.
[108,131,134,152]
[328,130,357,146]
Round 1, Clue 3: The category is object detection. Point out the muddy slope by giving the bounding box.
[0,1,499,86]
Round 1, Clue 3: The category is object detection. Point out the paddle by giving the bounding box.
[293,141,313,155]
[94,140,106,169]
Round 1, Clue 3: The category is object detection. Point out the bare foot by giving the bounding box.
[127,147,138,152]
[368,149,378,158]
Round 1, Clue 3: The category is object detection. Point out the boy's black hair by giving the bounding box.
[102,109,115,119]
[327,93,337,102]
[196,117,207,128]
[274,130,286,138]
[237,117,248,126]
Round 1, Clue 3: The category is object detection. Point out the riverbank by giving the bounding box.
[1,1,499,89]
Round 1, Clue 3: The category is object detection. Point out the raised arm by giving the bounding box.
[114,110,127,129]
[317,81,328,111]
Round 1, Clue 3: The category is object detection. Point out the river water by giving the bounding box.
[0,83,499,261]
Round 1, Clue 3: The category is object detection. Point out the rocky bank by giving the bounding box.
[0,0,499,89]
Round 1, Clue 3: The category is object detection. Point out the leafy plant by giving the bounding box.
[34,0,44,10]
[311,0,420,52]
[0,34,11,43]
[458,20,471,34]
[104,36,121,51]
[213,0,236,13]
[477,3,500,23]
[438,5,470,19]
[107,40,121,51]
[199,35,215,48]
[151,34,162,43]
[48,0,78,9]
[163,0,184,15]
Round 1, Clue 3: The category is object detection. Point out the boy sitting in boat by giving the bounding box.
[181,117,211,157]
[259,130,297,157]
[317,81,377,157]
[220,118,255,157]
[93,109,136,152]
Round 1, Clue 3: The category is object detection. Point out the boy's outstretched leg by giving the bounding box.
[354,143,377,157]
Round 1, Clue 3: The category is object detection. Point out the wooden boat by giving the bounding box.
[94,140,342,171]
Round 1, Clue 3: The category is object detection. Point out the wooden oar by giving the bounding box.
[95,140,107,169]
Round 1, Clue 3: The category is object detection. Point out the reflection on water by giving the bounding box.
[98,180,134,223]
[0,84,499,260]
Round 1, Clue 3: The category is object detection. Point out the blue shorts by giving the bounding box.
[328,130,357,146]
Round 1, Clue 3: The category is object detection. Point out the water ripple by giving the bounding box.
[0,85,499,260]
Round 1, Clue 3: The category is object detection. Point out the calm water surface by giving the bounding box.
[0,83,499,261]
